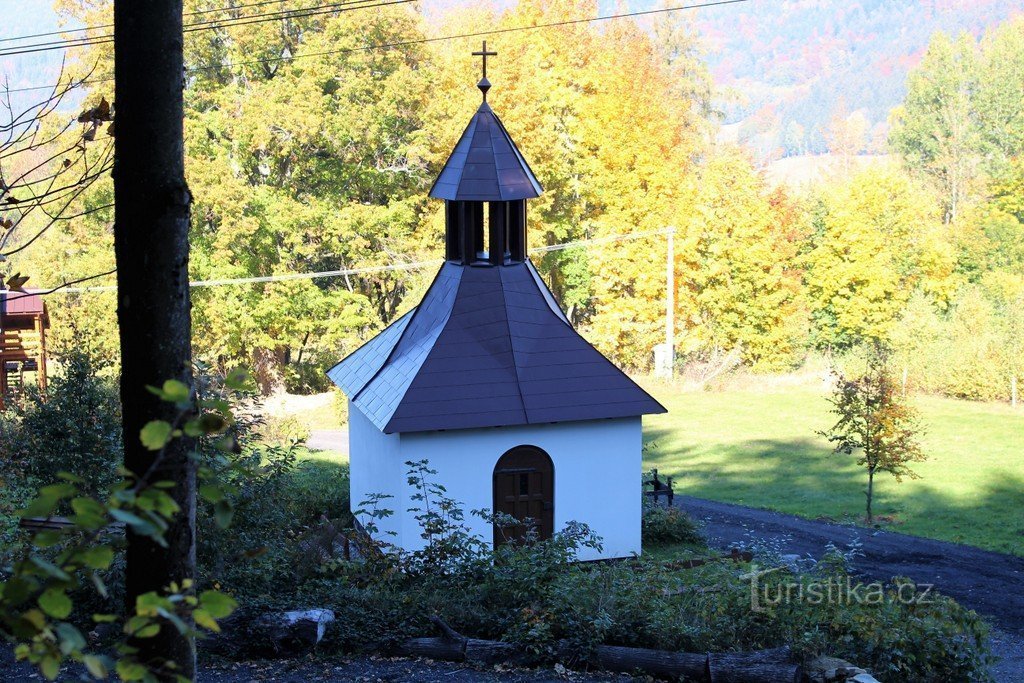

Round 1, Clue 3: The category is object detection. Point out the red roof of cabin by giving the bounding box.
[0,290,46,317]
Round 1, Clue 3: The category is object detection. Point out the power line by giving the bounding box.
[20,228,673,296]
[4,0,749,94]
[0,0,313,44]
[0,0,414,58]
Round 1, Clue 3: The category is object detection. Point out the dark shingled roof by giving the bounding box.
[428,102,543,202]
[328,261,665,434]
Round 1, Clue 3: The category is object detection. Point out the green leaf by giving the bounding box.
[83,654,109,678]
[76,545,114,570]
[30,557,71,582]
[19,484,74,518]
[116,658,149,680]
[91,572,109,598]
[135,592,173,615]
[140,421,173,451]
[3,576,37,605]
[133,623,160,639]
[93,613,117,623]
[198,590,237,619]
[213,500,233,529]
[147,379,191,405]
[196,412,228,434]
[55,622,86,655]
[199,483,224,503]
[108,508,162,541]
[162,379,191,404]
[70,497,108,530]
[32,530,63,548]
[40,654,60,680]
[192,608,220,633]
[39,588,72,619]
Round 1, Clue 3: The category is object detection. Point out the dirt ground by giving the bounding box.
[0,649,638,682]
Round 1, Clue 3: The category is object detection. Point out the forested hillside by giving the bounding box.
[2,0,1022,405]
[698,0,1022,158]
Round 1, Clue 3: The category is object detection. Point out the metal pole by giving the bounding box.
[666,227,675,378]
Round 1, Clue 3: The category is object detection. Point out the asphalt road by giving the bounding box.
[307,429,348,455]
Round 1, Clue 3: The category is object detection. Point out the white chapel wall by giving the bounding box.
[395,416,643,561]
[347,400,405,546]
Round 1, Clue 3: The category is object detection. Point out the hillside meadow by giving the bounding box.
[640,381,1024,557]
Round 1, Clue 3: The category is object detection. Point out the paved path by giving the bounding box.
[676,495,1024,681]
[307,429,347,455]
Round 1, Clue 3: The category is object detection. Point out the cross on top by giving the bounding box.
[472,40,497,79]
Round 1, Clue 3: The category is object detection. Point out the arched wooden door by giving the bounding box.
[492,446,554,546]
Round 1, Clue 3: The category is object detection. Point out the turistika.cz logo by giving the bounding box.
[740,565,936,613]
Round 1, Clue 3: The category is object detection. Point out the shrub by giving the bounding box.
[259,413,311,446]
[284,361,333,395]
[292,462,994,682]
[0,347,121,500]
[193,370,350,596]
[641,500,703,546]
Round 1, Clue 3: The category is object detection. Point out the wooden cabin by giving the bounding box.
[0,289,49,407]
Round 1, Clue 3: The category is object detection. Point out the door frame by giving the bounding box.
[492,445,554,547]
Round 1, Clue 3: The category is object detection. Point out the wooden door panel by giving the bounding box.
[493,446,554,547]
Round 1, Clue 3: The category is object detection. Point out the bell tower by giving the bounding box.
[428,41,543,267]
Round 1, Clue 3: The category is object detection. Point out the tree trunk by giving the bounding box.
[1012,375,1018,409]
[865,468,874,524]
[114,0,196,678]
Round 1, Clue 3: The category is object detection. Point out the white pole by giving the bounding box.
[666,227,675,378]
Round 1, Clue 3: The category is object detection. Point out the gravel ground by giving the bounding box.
[0,649,637,682]
[676,495,1024,681]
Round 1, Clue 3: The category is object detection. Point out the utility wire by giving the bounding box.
[15,228,673,296]
[0,0,320,44]
[4,0,749,94]
[0,0,414,58]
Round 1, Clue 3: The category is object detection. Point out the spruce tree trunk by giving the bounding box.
[113,0,196,678]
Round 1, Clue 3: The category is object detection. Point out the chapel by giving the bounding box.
[328,44,665,560]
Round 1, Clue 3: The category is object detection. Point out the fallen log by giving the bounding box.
[465,638,528,666]
[592,644,707,679]
[393,616,802,682]
[395,636,466,661]
[707,647,802,683]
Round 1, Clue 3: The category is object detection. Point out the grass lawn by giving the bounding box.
[640,382,1024,557]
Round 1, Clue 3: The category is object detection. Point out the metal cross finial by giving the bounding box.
[472,40,497,79]
[472,40,497,101]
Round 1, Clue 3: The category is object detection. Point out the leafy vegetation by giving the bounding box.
[0,370,247,680]
[641,499,703,547]
[296,464,991,682]
[7,4,1017,408]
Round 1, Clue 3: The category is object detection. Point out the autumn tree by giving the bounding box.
[804,165,956,349]
[890,32,982,224]
[821,351,927,524]
[677,146,806,370]
[826,102,869,176]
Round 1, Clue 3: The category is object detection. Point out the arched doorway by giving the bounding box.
[492,445,554,546]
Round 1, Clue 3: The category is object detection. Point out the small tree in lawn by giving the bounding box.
[821,351,927,524]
